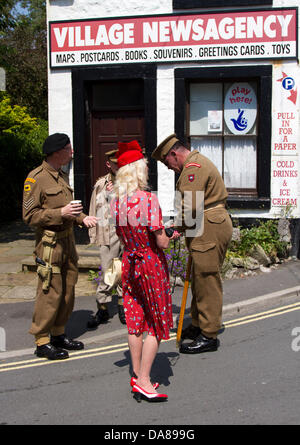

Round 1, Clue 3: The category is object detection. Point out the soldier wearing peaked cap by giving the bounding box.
[87,148,126,328]
[23,133,98,360]
[152,134,233,354]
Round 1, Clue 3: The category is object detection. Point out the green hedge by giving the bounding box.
[0,93,47,221]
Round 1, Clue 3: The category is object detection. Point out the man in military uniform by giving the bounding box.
[152,134,233,354]
[87,149,125,328]
[23,133,97,360]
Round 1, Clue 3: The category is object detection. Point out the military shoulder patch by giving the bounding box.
[24,184,31,192]
[188,174,195,182]
[25,177,36,183]
[185,162,201,168]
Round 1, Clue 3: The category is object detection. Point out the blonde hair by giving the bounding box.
[114,158,149,198]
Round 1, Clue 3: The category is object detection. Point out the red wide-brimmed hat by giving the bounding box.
[117,140,144,168]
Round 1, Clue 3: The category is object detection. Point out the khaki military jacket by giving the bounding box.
[88,173,116,246]
[175,150,228,239]
[22,160,86,231]
[177,150,228,207]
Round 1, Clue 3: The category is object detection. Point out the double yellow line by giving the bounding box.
[0,342,130,373]
[1,301,300,373]
[223,301,300,328]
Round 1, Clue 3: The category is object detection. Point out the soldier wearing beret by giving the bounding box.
[23,133,98,360]
[152,134,233,354]
[87,149,125,328]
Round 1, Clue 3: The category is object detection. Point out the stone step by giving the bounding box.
[21,255,101,273]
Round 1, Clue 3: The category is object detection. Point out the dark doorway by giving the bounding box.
[90,78,145,184]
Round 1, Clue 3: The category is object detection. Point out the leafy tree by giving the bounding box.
[0,0,47,120]
[0,1,16,32]
[0,2,48,221]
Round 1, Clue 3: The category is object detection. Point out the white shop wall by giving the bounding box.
[47,0,300,217]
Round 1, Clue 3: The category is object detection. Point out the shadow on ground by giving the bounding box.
[0,220,35,243]
[114,348,180,388]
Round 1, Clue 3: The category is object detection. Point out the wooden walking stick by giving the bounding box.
[176,254,192,348]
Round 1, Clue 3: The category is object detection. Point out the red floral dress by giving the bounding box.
[112,190,173,341]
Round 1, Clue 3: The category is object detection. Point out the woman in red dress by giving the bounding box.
[112,140,179,403]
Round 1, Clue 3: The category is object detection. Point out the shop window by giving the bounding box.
[173,0,273,8]
[189,81,258,194]
[175,66,272,209]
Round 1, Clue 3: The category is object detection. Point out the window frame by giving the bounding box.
[175,65,272,210]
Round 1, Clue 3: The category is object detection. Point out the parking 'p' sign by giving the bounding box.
[282,76,295,91]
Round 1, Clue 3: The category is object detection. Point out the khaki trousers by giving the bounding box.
[188,209,233,338]
[96,231,122,307]
[29,234,78,346]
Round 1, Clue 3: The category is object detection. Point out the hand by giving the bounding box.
[82,216,98,228]
[170,230,181,240]
[61,202,83,219]
[106,181,114,193]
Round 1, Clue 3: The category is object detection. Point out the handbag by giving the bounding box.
[103,257,122,287]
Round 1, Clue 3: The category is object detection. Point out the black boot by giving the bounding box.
[87,308,109,329]
[50,334,84,350]
[35,343,69,360]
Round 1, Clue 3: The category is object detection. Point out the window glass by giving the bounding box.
[191,137,222,173]
[190,84,223,135]
[189,81,258,192]
[224,137,257,188]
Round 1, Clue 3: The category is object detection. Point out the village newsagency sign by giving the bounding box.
[49,8,298,68]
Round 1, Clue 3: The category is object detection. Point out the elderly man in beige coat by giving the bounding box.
[87,149,125,328]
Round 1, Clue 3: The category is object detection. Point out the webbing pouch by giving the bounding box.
[42,230,57,247]
[42,230,56,265]
[37,264,52,291]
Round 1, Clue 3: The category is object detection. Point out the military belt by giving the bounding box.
[50,227,72,240]
[204,203,225,213]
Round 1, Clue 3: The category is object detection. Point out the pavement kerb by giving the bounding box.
[1,286,300,361]
[222,285,300,318]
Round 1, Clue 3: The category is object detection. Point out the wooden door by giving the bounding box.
[90,109,144,184]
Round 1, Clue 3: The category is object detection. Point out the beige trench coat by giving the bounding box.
[88,173,117,246]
